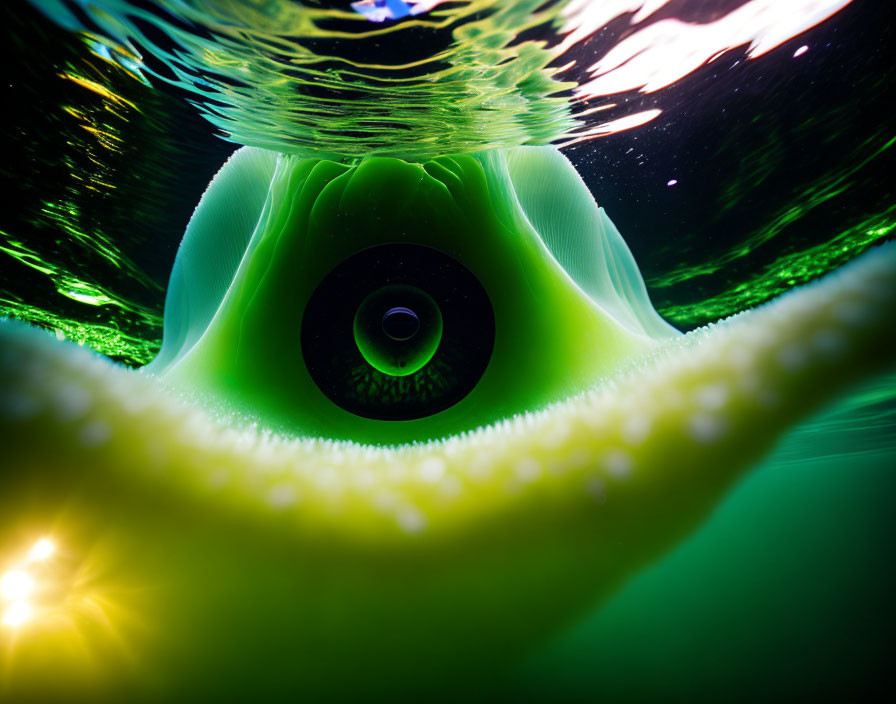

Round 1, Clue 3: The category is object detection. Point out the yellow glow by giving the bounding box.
[2,600,32,628]
[0,569,35,601]
[27,538,56,562]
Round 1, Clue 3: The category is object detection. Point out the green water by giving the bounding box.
[34,0,578,159]
[511,372,896,701]
[1,0,894,698]
[3,0,894,366]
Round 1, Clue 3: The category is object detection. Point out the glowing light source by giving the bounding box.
[2,600,32,628]
[28,538,56,562]
[558,109,663,147]
[0,570,35,601]
[1,538,62,631]
[568,0,854,99]
[794,45,810,57]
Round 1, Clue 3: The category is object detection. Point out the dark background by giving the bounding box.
[0,0,893,349]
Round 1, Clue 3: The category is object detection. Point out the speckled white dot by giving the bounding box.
[439,474,462,499]
[728,345,753,371]
[515,457,542,482]
[79,420,111,447]
[353,468,376,489]
[622,415,651,444]
[811,328,847,358]
[605,450,632,479]
[541,423,571,450]
[268,483,297,509]
[373,489,398,512]
[567,447,593,469]
[689,413,725,444]
[396,506,426,534]
[419,456,446,483]
[832,300,874,327]
[467,453,493,481]
[52,383,91,422]
[315,466,339,490]
[695,383,729,411]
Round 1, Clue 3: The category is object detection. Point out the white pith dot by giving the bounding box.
[689,413,725,444]
[79,420,111,447]
[694,383,729,411]
[231,432,256,454]
[622,415,651,444]
[567,447,593,469]
[728,346,753,370]
[832,300,874,327]
[314,467,339,491]
[419,457,446,483]
[353,468,376,489]
[268,483,297,509]
[605,450,632,479]
[541,423,571,450]
[439,475,462,498]
[811,328,847,358]
[180,417,217,450]
[514,457,542,482]
[396,506,426,534]
[373,489,398,512]
[467,454,493,481]
[52,383,91,422]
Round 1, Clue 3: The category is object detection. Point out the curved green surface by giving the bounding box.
[1,146,894,702]
[148,147,672,444]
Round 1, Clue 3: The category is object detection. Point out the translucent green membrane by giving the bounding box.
[149,146,675,444]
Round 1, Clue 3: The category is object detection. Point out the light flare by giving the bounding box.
[1,569,35,601]
[28,538,56,562]
[2,600,32,628]
[567,0,855,100]
[558,109,662,148]
[1,537,59,629]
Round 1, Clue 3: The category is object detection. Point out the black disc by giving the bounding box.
[300,243,495,421]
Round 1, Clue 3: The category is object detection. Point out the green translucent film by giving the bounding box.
[148,146,675,444]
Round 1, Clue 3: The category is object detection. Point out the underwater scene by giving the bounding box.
[0,0,893,700]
